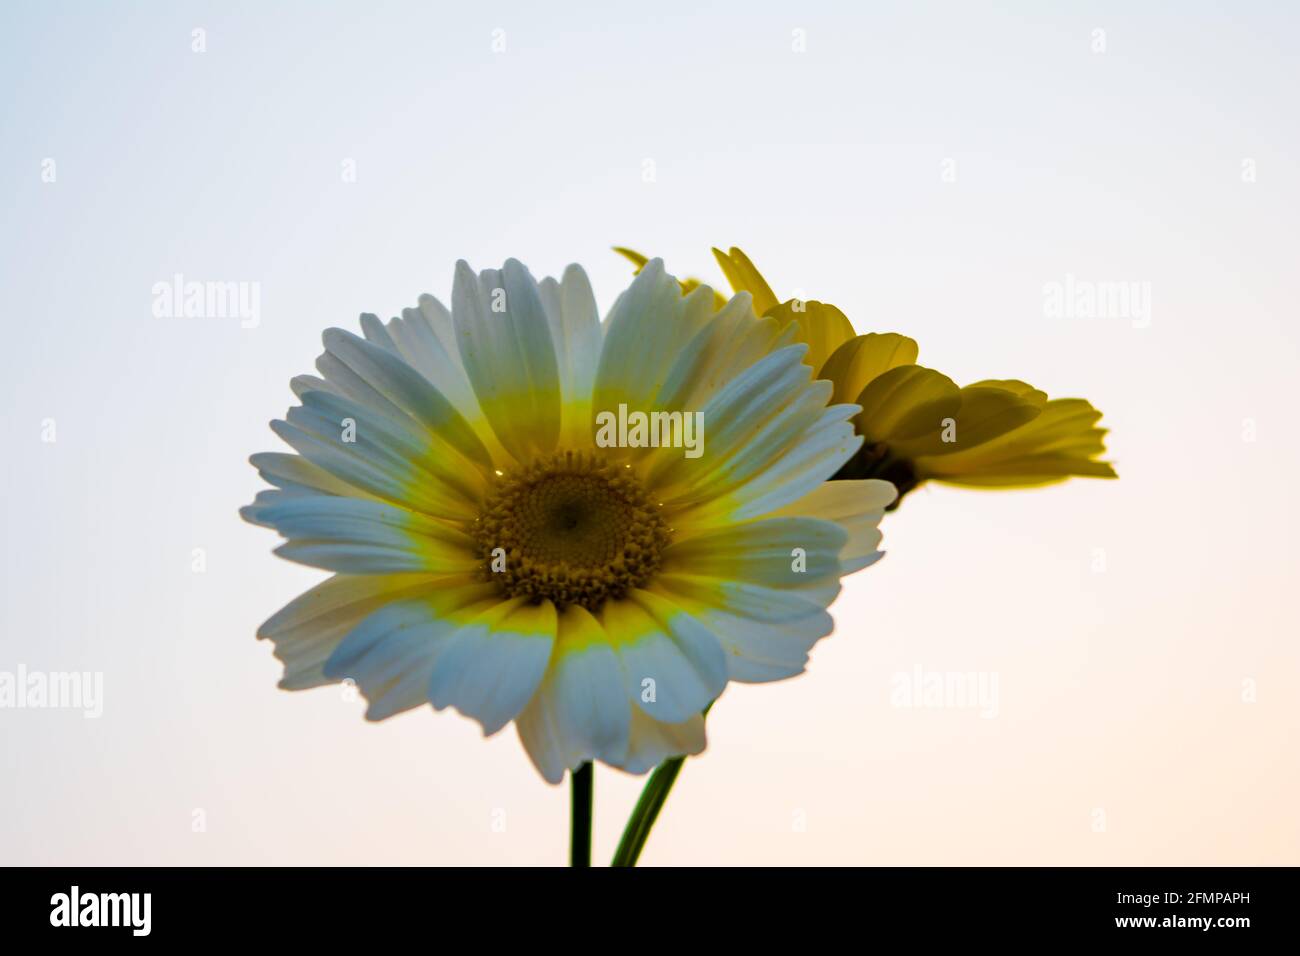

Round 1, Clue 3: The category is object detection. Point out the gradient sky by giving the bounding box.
[2,0,1297,865]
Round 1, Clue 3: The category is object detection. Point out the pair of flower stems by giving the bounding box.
[570,757,685,867]
[570,701,712,866]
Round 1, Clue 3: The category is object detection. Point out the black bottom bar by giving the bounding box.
[0,866,1287,942]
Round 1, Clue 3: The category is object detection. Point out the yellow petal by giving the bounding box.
[913,397,1116,486]
[763,300,856,376]
[820,333,920,405]
[854,365,960,444]
[612,246,650,272]
[892,385,1041,459]
[965,379,1047,408]
[711,246,780,316]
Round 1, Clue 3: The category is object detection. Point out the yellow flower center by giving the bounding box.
[472,451,671,611]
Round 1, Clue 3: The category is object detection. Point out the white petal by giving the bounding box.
[621,708,706,775]
[538,265,602,402]
[664,517,848,587]
[269,419,440,515]
[515,605,631,784]
[601,594,725,724]
[647,345,829,511]
[452,259,562,463]
[772,477,897,516]
[290,389,484,517]
[321,327,493,470]
[243,492,478,575]
[655,572,834,626]
[386,300,504,455]
[359,312,400,353]
[650,577,833,682]
[426,598,557,735]
[593,259,715,417]
[322,583,500,720]
[715,404,864,521]
[257,574,437,690]
[653,294,793,412]
[774,480,894,572]
[249,451,366,499]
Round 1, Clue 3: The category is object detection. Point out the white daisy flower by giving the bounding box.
[242,258,896,783]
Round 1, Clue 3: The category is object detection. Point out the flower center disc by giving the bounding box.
[473,451,671,611]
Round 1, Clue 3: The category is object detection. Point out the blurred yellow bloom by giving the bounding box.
[617,245,1116,504]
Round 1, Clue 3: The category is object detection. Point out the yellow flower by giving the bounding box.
[617,246,1116,504]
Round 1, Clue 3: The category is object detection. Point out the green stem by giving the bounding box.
[610,755,686,867]
[612,701,714,866]
[570,763,593,867]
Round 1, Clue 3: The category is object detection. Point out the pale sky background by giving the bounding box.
[2,1,1297,865]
